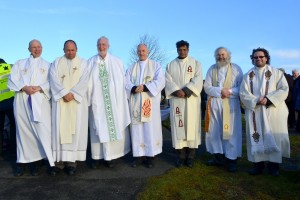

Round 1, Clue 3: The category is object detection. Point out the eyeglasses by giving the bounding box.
[253,56,265,59]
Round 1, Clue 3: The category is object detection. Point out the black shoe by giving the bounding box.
[14,165,24,177]
[267,162,280,177]
[248,162,265,175]
[186,159,194,168]
[269,169,279,176]
[176,159,184,167]
[227,163,237,172]
[66,166,76,175]
[207,158,223,166]
[226,159,237,172]
[145,157,153,168]
[248,167,264,175]
[131,158,139,168]
[106,161,114,168]
[207,154,224,166]
[30,165,39,176]
[91,160,98,169]
[50,167,60,177]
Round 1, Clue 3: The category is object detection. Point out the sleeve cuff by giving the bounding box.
[182,87,193,98]
[131,86,137,94]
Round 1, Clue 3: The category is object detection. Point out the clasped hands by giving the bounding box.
[22,86,42,95]
[63,92,74,102]
[135,84,144,93]
[221,88,231,99]
[176,90,186,98]
[257,96,268,106]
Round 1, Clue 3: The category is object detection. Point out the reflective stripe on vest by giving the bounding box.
[0,63,15,101]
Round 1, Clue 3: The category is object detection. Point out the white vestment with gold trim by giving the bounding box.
[204,63,243,160]
[50,56,89,162]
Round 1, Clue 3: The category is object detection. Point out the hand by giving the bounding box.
[22,86,39,95]
[177,90,186,98]
[135,85,144,93]
[32,86,43,93]
[258,97,268,106]
[63,93,74,102]
[221,88,231,99]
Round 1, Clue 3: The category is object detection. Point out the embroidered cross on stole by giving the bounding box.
[98,61,117,141]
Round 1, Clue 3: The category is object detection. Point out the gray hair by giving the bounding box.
[97,36,109,46]
[292,69,299,74]
[28,39,42,48]
[137,43,148,50]
[214,46,231,60]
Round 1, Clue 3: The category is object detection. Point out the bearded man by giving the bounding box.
[204,47,243,172]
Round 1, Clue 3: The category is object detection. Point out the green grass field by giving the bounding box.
[138,119,300,200]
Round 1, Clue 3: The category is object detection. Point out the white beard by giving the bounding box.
[216,60,230,67]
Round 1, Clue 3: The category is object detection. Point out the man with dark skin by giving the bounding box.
[165,40,203,168]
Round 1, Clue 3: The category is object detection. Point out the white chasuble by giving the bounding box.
[165,57,203,149]
[88,54,131,160]
[240,65,290,163]
[50,56,89,162]
[125,59,165,157]
[8,56,54,166]
[204,63,243,160]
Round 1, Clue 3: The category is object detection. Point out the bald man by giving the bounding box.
[8,39,54,176]
[125,44,165,168]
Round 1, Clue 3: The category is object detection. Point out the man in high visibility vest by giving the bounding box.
[0,58,16,156]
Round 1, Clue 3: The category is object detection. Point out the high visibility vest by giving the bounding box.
[0,63,15,102]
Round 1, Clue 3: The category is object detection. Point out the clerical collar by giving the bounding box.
[177,57,188,63]
[30,55,40,60]
[139,59,148,64]
[99,53,108,61]
[255,65,267,71]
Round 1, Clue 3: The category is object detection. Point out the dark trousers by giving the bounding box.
[177,147,196,160]
[296,111,300,131]
[286,101,295,128]
[0,106,16,152]
[55,161,77,169]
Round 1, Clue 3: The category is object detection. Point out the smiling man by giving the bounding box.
[240,47,290,176]
[125,44,165,168]
[8,39,54,176]
[88,36,131,169]
[204,47,243,172]
[165,40,203,168]
[49,40,89,176]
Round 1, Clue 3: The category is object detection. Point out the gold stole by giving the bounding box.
[58,56,81,144]
[222,64,232,140]
[205,64,232,140]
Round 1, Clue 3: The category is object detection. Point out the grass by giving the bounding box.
[137,118,300,200]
